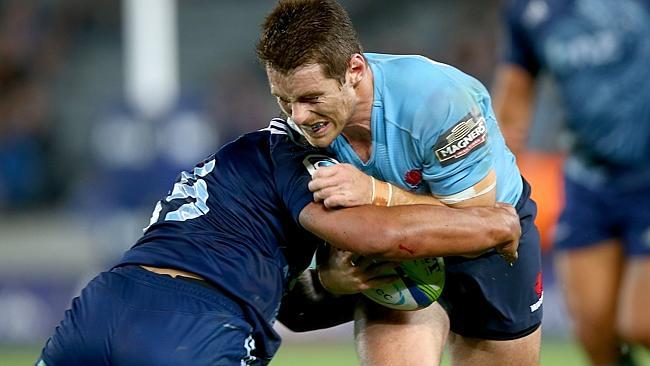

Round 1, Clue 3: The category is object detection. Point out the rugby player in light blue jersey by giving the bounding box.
[493,0,650,365]
[36,118,520,366]
[257,1,543,365]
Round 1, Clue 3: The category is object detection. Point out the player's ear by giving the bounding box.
[347,53,366,87]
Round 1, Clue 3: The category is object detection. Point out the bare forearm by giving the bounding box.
[386,181,445,206]
[380,174,496,208]
[299,203,519,260]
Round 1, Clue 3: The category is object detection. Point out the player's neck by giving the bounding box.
[341,125,372,162]
[342,67,374,162]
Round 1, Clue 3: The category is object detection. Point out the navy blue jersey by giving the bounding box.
[503,0,650,178]
[115,118,330,357]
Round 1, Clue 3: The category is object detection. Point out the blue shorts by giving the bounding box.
[38,265,267,366]
[438,178,543,340]
[554,175,650,256]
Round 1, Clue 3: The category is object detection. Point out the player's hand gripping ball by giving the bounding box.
[362,257,445,311]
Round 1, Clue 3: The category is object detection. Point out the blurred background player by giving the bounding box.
[257,1,542,365]
[492,0,650,365]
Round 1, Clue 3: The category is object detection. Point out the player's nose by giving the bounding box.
[291,102,310,125]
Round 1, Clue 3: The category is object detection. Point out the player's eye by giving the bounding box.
[277,97,291,109]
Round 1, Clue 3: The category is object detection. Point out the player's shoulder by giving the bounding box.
[367,53,464,86]
[218,118,297,153]
[368,53,480,107]
[368,54,484,135]
[259,117,310,148]
[255,117,332,170]
[205,119,287,172]
[365,52,445,69]
[260,117,292,138]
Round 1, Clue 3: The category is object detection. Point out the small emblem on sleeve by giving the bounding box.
[404,169,423,188]
[303,154,339,177]
[433,112,488,166]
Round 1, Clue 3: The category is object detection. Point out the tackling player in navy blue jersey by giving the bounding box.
[493,1,650,365]
[37,118,521,366]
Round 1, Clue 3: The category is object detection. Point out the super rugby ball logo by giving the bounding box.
[434,111,487,166]
[303,154,339,177]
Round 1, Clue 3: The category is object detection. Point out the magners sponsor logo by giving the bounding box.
[434,112,487,166]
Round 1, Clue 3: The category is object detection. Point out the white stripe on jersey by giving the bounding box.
[260,118,288,135]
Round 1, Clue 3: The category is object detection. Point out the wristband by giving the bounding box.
[372,180,390,206]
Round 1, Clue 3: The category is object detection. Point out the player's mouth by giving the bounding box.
[302,121,330,137]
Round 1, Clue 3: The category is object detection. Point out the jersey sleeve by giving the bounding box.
[270,127,337,224]
[502,0,541,75]
[417,82,493,197]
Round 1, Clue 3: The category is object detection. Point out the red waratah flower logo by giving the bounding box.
[404,169,422,188]
[535,271,543,298]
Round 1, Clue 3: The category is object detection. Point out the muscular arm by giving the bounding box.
[309,163,495,208]
[311,162,496,218]
[386,182,444,206]
[298,201,519,261]
[491,64,536,155]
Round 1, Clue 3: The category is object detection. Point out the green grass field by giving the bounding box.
[6,340,649,365]
[271,340,650,366]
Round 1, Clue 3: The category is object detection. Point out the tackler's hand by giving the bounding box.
[317,247,400,295]
[494,202,520,265]
[308,163,373,208]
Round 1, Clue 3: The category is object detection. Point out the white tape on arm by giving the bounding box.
[435,181,496,205]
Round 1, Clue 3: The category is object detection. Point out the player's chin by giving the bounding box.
[305,135,334,148]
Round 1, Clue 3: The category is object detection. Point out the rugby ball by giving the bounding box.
[362,257,445,311]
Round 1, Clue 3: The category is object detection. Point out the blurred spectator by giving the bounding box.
[0,1,62,210]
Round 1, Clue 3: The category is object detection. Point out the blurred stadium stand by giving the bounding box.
[0,0,573,350]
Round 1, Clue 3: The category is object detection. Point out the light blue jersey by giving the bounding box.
[331,53,522,205]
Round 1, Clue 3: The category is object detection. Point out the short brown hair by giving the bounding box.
[256,0,363,82]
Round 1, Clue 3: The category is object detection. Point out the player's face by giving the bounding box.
[267,64,357,147]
